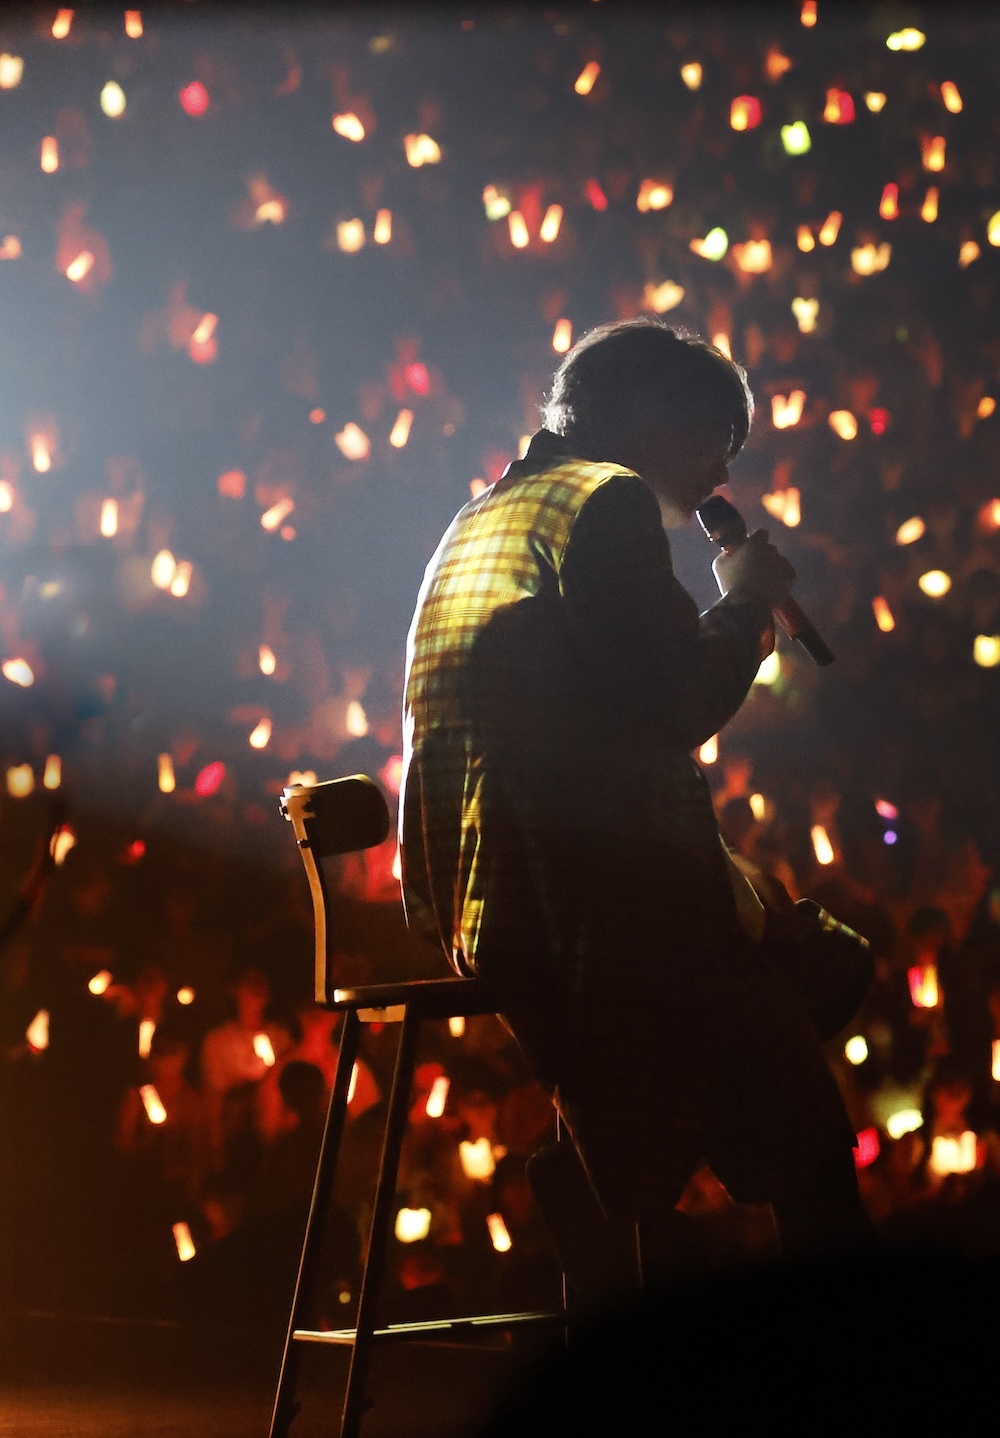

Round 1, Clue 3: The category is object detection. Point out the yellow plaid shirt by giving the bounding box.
[400,431,772,979]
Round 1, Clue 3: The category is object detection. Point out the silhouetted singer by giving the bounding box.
[400,320,871,1299]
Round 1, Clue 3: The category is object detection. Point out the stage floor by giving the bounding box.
[0,1311,527,1438]
[8,1244,1000,1435]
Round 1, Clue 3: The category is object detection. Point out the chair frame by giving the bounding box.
[269,777,565,1438]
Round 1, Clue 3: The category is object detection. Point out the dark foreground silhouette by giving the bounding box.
[478,1245,999,1434]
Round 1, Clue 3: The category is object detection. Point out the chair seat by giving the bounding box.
[292,1309,565,1350]
[331,976,498,1021]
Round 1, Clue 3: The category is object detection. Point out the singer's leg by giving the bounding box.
[770,1141,874,1259]
[526,1139,641,1308]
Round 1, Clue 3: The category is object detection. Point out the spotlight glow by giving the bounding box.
[335,424,370,460]
[780,122,811,156]
[0,54,24,88]
[818,212,842,246]
[811,825,835,866]
[425,1075,449,1118]
[482,185,511,221]
[753,651,780,686]
[921,136,946,173]
[487,1213,512,1252]
[643,281,684,314]
[252,1032,276,1066]
[552,319,572,353]
[539,204,563,240]
[689,227,728,261]
[100,82,127,118]
[173,1222,196,1261]
[179,82,209,117]
[872,596,895,632]
[772,392,805,429]
[2,658,34,687]
[845,1035,868,1065]
[886,29,925,52]
[26,1010,49,1051]
[574,62,601,96]
[697,734,718,765]
[395,1207,431,1242]
[730,96,762,131]
[791,297,819,333]
[248,717,272,749]
[973,635,1000,668]
[140,1084,167,1124]
[332,112,365,141]
[886,1108,923,1140]
[403,134,441,167]
[636,182,672,213]
[389,410,413,447]
[908,964,939,1008]
[829,410,858,440]
[851,243,892,275]
[929,1133,978,1176]
[895,516,925,545]
[459,1137,496,1180]
[918,570,951,598]
[508,211,529,249]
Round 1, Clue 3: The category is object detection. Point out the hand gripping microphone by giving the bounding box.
[697,495,835,667]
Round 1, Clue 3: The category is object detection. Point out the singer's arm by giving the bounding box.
[561,473,774,749]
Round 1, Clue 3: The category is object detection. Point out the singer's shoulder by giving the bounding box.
[563,471,671,586]
[576,469,663,529]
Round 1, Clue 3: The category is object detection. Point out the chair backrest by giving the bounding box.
[281,776,391,1004]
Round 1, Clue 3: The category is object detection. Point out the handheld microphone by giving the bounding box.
[696,495,835,667]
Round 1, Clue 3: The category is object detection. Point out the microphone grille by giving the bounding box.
[696,494,744,543]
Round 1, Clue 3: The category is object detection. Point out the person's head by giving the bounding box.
[542,319,754,526]
[902,779,942,837]
[907,907,952,961]
[294,1001,339,1045]
[278,1060,327,1126]
[228,964,271,1028]
[131,962,169,1017]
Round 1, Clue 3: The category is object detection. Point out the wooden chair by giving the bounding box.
[269,775,565,1438]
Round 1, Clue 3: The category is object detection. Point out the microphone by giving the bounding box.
[696,495,835,667]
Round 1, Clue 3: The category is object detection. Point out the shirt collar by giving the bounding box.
[498,429,581,485]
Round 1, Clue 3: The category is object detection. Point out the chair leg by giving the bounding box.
[340,1006,420,1438]
[270,1009,362,1438]
[555,1114,570,1341]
